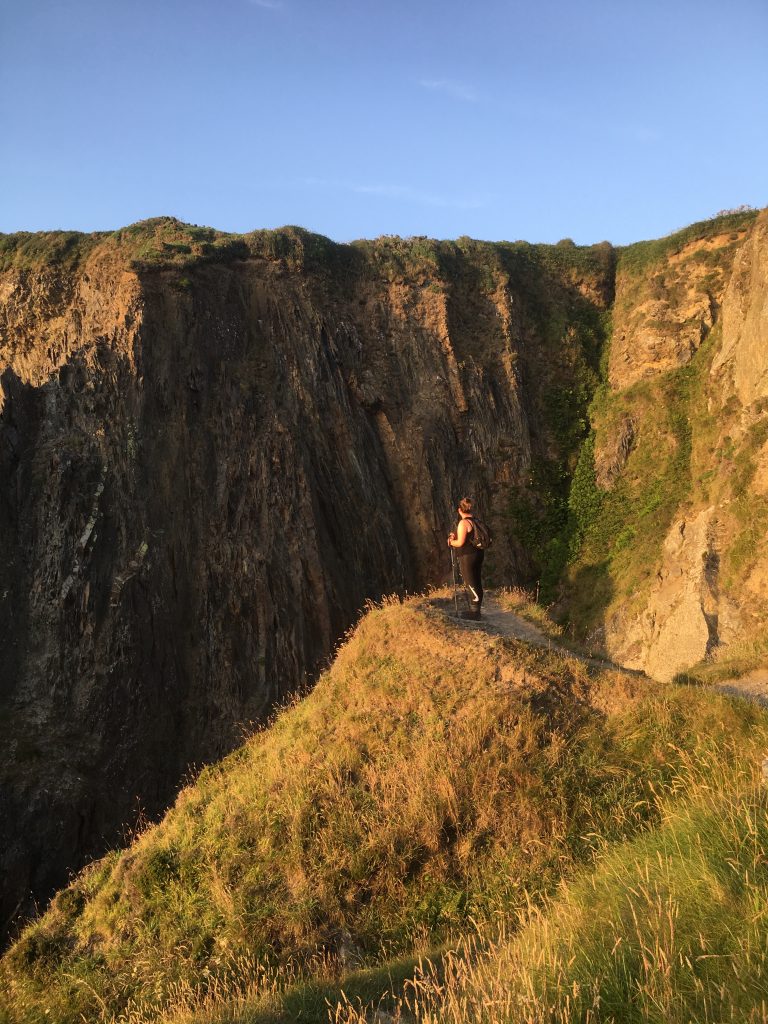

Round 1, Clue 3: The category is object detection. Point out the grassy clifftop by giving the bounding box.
[3,594,767,1024]
[378,759,768,1024]
[0,218,342,274]
[616,207,759,277]
[0,214,617,279]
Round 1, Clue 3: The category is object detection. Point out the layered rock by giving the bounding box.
[609,225,751,389]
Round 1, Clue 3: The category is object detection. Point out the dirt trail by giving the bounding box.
[449,595,768,706]
[449,595,626,674]
[715,669,768,707]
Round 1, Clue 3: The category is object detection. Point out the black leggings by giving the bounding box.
[458,548,484,607]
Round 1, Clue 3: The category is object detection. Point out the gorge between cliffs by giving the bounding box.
[1,208,767,944]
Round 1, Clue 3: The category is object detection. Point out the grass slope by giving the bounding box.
[2,595,768,1024]
[372,756,768,1024]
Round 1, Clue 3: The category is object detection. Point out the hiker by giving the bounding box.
[448,496,485,620]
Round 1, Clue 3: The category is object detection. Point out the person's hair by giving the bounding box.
[458,497,474,514]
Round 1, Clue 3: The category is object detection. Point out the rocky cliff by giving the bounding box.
[2,208,767,943]
[567,208,768,681]
[0,222,611,940]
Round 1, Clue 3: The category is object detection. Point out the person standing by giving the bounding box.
[448,496,484,620]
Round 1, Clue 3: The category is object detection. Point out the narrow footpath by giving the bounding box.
[447,593,768,707]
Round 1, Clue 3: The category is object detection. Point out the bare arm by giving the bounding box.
[448,519,469,547]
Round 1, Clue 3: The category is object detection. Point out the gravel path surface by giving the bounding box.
[715,669,768,707]
[447,595,626,674]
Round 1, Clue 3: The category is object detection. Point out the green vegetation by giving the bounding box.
[567,432,602,548]
[557,354,697,637]
[110,217,250,269]
[505,346,607,602]
[349,234,615,291]
[721,416,768,590]
[0,209,751,284]
[3,594,767,1024]
[617,208,758,277]
[0,218,362,277]
[498,243,611,600]
[0,230,109,272]
[351,234,445,282]
[0,217,616,299]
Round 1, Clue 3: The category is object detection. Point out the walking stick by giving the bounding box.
[450,547,460,618]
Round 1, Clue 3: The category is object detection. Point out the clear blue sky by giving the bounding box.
[1,0,766,245]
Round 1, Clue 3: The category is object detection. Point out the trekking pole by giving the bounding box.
[450,547,459,618]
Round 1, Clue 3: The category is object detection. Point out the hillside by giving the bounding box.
[2,594,767,1023]
[2,207,768,948]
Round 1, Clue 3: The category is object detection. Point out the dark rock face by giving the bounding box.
[0,234,610,940]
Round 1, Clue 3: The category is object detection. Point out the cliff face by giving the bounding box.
[609,226,750,389]
[566,209,768,681]
[3,209,767,941]
[714,212,768,406]
[0,224,610,939]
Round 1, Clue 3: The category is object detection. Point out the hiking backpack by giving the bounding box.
[467,517,493,550]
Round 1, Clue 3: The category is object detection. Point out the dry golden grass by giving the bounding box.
[332,753,768,1024]
[3,594,767,1024]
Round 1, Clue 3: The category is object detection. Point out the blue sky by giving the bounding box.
[1,0,766,244]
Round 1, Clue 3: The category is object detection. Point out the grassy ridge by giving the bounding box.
[3,595,768,1023]
[0,230,110,272]
[0,218,348,274]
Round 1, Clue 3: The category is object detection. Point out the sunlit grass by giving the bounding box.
[332,749,768,1024]
[3,595,767,1024]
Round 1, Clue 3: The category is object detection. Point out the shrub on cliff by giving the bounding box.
[617,208,758,277]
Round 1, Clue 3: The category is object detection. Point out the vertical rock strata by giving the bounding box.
[0,230,608,937]
[713,213,768,406]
